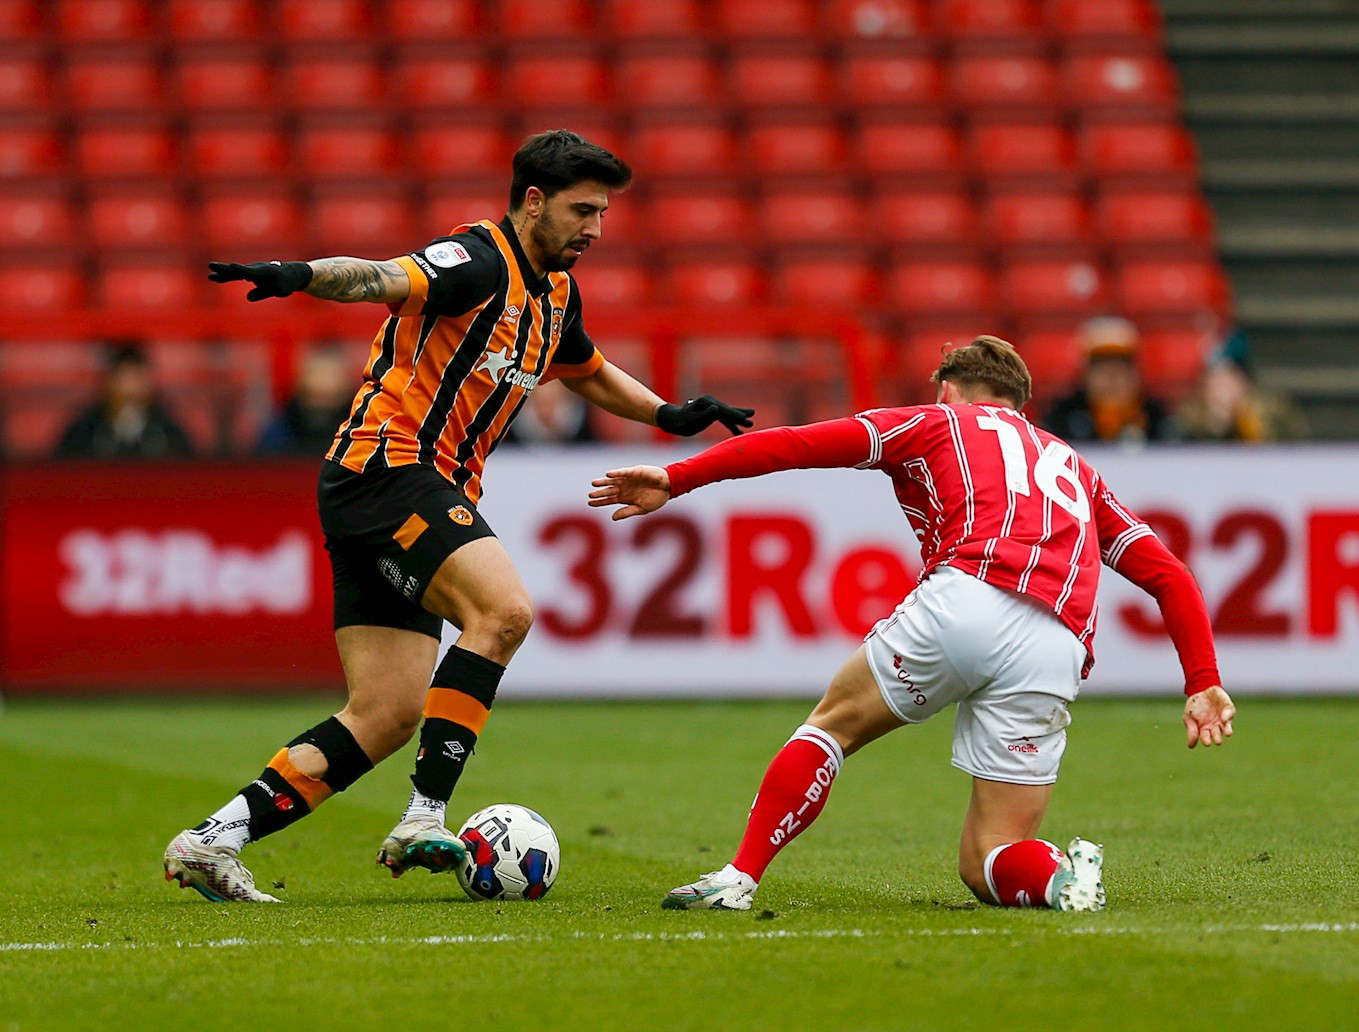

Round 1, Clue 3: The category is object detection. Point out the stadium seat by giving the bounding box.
[297,125,399,179]
[605,0,704,38]
[614,52,723,110]
[597,197,641,247]
[716,0,819,38]
[824,0,930,41]
[0,264,84,309]
[174,55,274,113]
[393,55,498,110]
[283,57,387,113]
[875,189,980,250]
[886,261,996,316]
[571,259,652,306]
[760,190,865,246]
[166,0,266,42]
[1011,326,1085,393]
[0,1,42,42]
[1097,189,1215,252]
[840,54,946,110]
[1116,259,1230,317]
[969,123,1079,182]
[505,56,608,109]
[277,0,373,43]
[1140,326,1213,391]
[950,55,1060,112]
[97,262,202,309]
[75,125,177,179]
[64,58,164,114]
[1082,122,1198,180]
[728,51,833,108]
[773,255,882,307]
[312,194,417,256]
[649,191,756,248]
[186,125,290,179]
[1000,258,1108,317]
[892,329,997,399]
[748,121,848,177]
[55,0,154,42]
[497,0,595,38]
[202,193,304,252]
[412,125,511,178]
[385,0,482,41]
[0,57,50,114]
[0,128,62,179]
[87,192,189,251]
[425,187,508,233]
[935,0,1045,44]
[1045,0,1162,47]
[0,193,74,250]
[668,259,768,305]
[631,123,738,179]
[984,190,1095,252]
[854,120,965,182]
[1062,54,1178,113]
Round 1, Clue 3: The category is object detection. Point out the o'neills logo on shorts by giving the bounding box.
[1008,739,1040,754]
[449,506,474,526]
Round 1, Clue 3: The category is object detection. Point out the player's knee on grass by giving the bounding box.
[958,858,995,905]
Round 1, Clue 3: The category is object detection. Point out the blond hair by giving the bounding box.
[930,335,1033,409]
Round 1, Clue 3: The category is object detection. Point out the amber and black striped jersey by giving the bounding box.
[326,216,604,504]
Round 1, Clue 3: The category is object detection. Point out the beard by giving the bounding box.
[531,210,586,272]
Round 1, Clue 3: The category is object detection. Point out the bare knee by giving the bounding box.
[958,856,994,904]
[339,696,424,761]
[466,596,535,660]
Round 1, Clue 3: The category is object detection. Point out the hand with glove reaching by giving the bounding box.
[655,395,755,437]
[207,261,314,302]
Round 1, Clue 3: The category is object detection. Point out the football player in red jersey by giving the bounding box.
[590,335,1235,912]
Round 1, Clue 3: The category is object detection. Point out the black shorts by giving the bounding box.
[317,460,497,639]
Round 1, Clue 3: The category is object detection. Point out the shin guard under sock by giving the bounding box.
[410,645,505,805]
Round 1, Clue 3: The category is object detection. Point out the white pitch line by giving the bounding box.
[2,922,1358,954]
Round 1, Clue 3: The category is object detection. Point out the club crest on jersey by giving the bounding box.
[448,506,474,526]
[424,241,472,268]
[550,307,564,343]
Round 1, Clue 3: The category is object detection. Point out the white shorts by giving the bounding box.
[864,566,1085,785]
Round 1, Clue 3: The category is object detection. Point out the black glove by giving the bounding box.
[208,260,313,302]
[656,395,755,437]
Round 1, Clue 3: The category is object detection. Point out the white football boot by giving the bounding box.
[163,831,281,903]
[662,864,759,911]
[1048,837,1106,912]
[376,815,469,878]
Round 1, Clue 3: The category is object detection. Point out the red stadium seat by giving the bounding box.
[412,125,510,177]
[0,193,74,250]
[668,259,767,305]
[894,329,998,394]
[0,128,62,179]
[887,261,996,316]
[297,125,399,179]
[498,0,594,38]
[277,0,373,43]
[174,56,274,113]
[935,0,1044,44]
[774,255,882,307]
[87,192,189,251]
[1140,327,1213,391]
[1,264,84,309]
[97,262,202,309]
[1012,327,1084,393]
[426,188,510,232]
[615,53,722,110]
[716,0,818,38]
[1000,258,1108,317]
[1045,0,1162,47]
[202,193,304,252]
[393,55,498,110]
[1083,122,1198,179]
[55,0,153,42]
[605,0,704,38]
[1063,54,1178,113]
[650,192,756,247]
[284,57,386,112]
[1097,189,1214,251]
[984,190,1095,252]
[1116,259,1230,317]
[386,0,483,41]
[312,194,417,256]
[854,121,965,182]
[571,260,652,306]
[748,121,847,177]
[597,198,640,247]
[166,0,266,43]
[631,123,738,178]
[505,56,608,109]
[75,125,177,179]
[64,58,163,114]
[187,125,290,179]
[760,190,865,246]
[0,1,42,42]
[0,57,50,114]
[876,189,980,250]
[970,123,1078,182]
[840,54,945,110]
[950,55,1059,112]
[824,0,929,41]
[729,51,833,107]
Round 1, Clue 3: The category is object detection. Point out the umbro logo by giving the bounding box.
[443,741,466,762]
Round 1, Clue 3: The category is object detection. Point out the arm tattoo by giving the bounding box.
[305,258,409,303]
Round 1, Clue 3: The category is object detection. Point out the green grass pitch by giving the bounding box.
[2,696,1358,1030]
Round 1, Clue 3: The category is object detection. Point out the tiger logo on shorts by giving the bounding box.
[449,506,474,526]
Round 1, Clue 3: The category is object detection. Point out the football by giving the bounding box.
[454,803,560,902]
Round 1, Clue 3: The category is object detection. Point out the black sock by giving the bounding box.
[411,646,505,804]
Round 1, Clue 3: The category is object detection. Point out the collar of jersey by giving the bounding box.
[497,216,552,298]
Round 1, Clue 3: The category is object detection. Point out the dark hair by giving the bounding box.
[508,130,632,211]
[104,340,150,370]
[931,335,1033,409]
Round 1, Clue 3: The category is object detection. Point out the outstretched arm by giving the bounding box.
[208,257,411,304]
[562,360,755,436]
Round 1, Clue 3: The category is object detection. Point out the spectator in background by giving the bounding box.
[1175,330,1306,443]
[56,342,194,459]
[1042,316,1177,445]
[503,379,598,445]
[257,346,354,456]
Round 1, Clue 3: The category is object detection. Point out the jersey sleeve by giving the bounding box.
[1091,472,1157,567]
[544,277,604,380]
[854,406,933,469]
[666,418,874,497]
[386,235,500,319]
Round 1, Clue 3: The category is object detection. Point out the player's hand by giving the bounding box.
[587,465,671,521]
[655,395,755,437]
[208,260,313,302]
[1183,685,1235,749]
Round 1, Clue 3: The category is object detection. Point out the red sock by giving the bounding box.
[984,839,1064,908]
[731,724,844,882]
